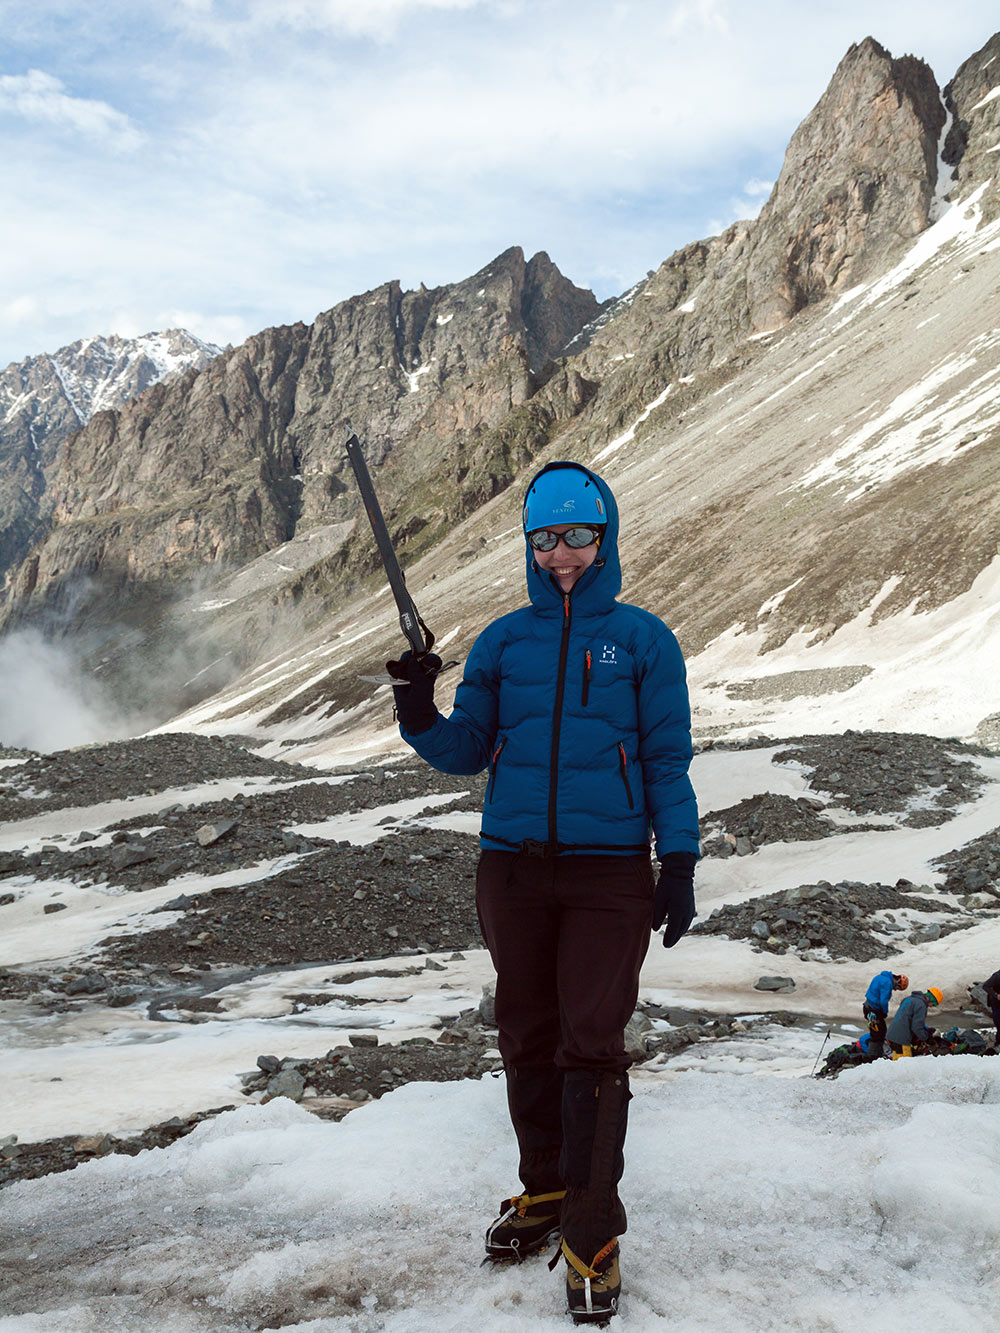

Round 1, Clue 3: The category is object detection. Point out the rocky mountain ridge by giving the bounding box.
[0,249,601,643]
[0,330,221,579]
[0,32,999,742]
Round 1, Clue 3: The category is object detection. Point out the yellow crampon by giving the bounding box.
[548,1236,618,1277]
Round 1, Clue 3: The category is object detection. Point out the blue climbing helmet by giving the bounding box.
[522,464,606,532]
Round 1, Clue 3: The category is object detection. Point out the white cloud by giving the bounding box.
[0,2,995,366]
[151,310,251,350]
[0,629,133,751]
[173,0,488,43]
[0,69,143,151]
[707,176,776,234]
[1,295,41,326]
[664,0,729,36]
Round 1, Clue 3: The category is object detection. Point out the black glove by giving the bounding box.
[387,650,442,735]
[652,851,697,948]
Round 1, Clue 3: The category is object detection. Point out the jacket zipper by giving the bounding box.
[582,649,592,706]
[487,737,507,803]
[548,594,573,847]
[617,742,634,809]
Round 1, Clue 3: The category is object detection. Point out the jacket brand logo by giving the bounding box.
[599,643,617,664]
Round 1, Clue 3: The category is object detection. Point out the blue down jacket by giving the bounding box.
[399,461,700,858]
[865,970,895,1015]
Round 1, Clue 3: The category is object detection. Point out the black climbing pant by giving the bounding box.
[476,849,653,1254]
[864,1003,887,1058]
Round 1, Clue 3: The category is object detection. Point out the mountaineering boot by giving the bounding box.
[555,1238,621,1324]
[484,1189,565,1261]
[484,1065,565,1260]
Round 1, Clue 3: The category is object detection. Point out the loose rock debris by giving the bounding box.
[692,880,968,963]
[2,727,999,1189]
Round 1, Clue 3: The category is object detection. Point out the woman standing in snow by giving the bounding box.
[390,461,699,1325]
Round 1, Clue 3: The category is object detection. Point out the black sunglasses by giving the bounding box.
[528,525,603,552]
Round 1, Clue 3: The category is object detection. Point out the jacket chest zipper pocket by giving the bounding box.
[617,742,634,809]
[488,738,507,803]
[582,650,592,706]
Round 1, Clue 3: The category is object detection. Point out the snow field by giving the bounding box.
[2,1061,998,1331]
[0,858,298,969]
[0,773,358,856]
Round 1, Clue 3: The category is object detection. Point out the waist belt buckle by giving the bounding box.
[520,839,549,858]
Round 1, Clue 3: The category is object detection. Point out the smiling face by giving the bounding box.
[531,524,599,592]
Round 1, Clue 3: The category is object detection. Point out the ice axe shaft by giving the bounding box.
[811,1028,832,1076]
[345,428,433,658]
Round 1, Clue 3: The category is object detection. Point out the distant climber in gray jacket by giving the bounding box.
[887,987,942,1056]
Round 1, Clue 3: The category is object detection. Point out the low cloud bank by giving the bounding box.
[0,628,144,753]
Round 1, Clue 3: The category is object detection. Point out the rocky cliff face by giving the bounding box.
[0,331,220,579]
[743,38,945,329]
[943,31,1000,223]
[1,249,602,643]
[571,39,945,381]
[551,37,950,465]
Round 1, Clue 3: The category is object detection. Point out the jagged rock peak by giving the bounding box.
[0,247,604,639]
[745,35,945,330]
[943,30,1000,221]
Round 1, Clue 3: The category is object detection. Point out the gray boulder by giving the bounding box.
[263,1069,306,1102]
[195,820,238,847]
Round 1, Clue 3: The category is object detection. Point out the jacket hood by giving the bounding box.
[523,461,621,613]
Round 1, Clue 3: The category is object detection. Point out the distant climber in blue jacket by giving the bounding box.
[863,969,908,1058]
[389,461,699,1324]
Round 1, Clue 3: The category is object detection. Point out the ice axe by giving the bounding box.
[344,427,456,686]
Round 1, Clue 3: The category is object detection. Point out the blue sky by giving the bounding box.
[0,0,996,367]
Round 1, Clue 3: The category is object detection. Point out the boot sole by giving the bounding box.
[569,1302,618,1326]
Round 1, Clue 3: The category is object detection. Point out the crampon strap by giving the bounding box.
[548,1237,618,1278]
[509,1189,566,1216]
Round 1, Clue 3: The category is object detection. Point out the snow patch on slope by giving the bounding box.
[690,556,1000,739]
[591,384,673,464]
[795,328,1000,498]
[828,183,999,328]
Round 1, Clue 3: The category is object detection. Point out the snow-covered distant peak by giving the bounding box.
[56,329,223,420]
[1,328,223,434]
